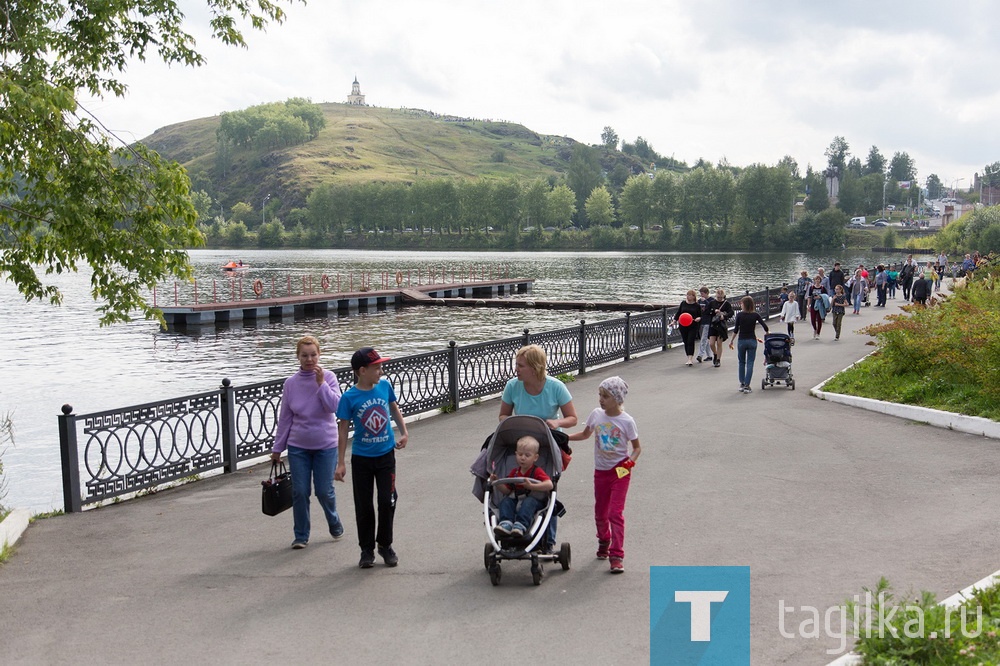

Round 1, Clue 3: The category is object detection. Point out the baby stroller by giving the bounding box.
[482,415,571,586]
[761,333,795,390]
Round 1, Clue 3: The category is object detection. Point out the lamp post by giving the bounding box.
[951,178,965,199]
[262,194,271,226]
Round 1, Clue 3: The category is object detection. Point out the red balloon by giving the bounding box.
[678,312,693,326]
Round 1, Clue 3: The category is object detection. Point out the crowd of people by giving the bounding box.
[669,252,972,394]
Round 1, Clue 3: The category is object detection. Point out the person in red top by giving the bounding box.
[490,435,554,538]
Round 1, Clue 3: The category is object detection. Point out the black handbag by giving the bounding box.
[261,460,293,516]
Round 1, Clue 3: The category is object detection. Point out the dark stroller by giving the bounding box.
[481,415,571,585]
[761,333,794,390]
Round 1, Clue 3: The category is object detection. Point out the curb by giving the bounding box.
[810,368,1000,440]
[826,568,1000,665]
[0,508,31,552]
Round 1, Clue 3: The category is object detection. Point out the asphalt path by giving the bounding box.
[2,294,998,665]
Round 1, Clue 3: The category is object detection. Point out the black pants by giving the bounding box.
[351,450,396,552]
[902,276,913,300]
[680,324,698,356]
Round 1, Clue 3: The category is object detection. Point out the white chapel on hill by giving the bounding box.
[346,77,366,106]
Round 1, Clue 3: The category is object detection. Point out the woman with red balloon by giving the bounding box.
[673,289,703,366]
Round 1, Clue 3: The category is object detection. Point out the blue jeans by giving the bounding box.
[499,494,545,530]
[852,293,863,313]
[287,446,342,543]
[737,338,758,387]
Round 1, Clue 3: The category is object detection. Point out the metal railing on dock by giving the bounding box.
[58,286,784,512]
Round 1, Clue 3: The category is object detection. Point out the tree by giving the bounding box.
[618,176,651,232]
[825,136,850,175]
[546,185,576,228]
[925,174,944,200]
[566,144,603,225]
[797,208,847,251]
[864,146,887,176]
[805,172,830,213]
[584,187,615,228]
[1,0,294,324]
[601,126,619,151]
[888,152,917,182]
[981,162,1000,188]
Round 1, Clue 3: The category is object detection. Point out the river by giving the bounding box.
[1,248,889,511]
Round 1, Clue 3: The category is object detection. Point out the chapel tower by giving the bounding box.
[347,77,366,106]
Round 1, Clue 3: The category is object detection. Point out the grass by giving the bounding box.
[0,541,13,564]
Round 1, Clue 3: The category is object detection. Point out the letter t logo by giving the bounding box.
[674,590,729,641]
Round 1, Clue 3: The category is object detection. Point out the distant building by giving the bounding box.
[347,77,366,106]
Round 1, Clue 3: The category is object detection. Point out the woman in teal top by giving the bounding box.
[499,344,578,429]
[498,344,577,551]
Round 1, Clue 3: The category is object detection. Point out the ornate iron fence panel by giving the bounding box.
[583,318,628,366]
[632,309,669,353]
[456,335,523,401]
[381,350,451,416]
[528,325,581,376]
[77,391,223,505]
[233,379,285,462]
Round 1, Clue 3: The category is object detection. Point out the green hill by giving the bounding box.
[140,103,639,213]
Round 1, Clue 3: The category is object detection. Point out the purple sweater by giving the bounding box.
[272,369,341,453]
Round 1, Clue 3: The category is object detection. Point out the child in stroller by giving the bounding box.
[491,435,553,538]
[761,332,795,390]
[482,415,571,585]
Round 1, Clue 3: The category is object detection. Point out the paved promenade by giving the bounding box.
[2,295,999,665]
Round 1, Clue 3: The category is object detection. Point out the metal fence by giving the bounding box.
[58,286,783,512]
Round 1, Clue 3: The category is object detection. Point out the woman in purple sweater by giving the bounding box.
[270,335,345,549]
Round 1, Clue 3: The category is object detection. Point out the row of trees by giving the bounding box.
[197,159,855,251]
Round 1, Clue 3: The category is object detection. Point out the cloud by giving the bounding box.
[86,0,998,183]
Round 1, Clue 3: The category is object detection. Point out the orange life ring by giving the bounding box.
[252,279,263,296]
[395,270,403,286]
[321,274,330,290]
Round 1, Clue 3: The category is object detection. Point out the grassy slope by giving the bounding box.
[140,104,583,211]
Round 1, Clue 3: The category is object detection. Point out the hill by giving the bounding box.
[139,103,644,213]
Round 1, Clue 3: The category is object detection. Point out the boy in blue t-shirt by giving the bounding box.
[336,347,409,569]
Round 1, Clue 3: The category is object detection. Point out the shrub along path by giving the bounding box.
[1,293,997,665]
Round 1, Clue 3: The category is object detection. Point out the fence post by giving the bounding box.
[578,320,587,375]
[522,329,530,347]
[58,404,82,513]
[661,308,668,350]
[448,341,459,410]
[624,312,632,362]
[220,378,238,474]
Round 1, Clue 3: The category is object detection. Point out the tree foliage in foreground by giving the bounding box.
[0,0,297,324]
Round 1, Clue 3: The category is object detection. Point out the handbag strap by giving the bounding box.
[270,459,287,480]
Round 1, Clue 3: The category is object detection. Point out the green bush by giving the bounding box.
[848,578,1000,664]
[823,256,1000,419]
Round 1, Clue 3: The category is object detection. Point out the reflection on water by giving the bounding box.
[0,248,884,510]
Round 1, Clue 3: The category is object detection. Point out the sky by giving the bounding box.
[87,0,1000,189]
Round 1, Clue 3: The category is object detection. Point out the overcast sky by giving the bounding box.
[88,0,999,189]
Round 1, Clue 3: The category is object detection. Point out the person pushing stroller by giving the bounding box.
[491,435,554,538]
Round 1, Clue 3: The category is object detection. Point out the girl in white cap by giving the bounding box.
[568,376,641,574]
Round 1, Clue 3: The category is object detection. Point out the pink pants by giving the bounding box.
[594,467,631,559]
